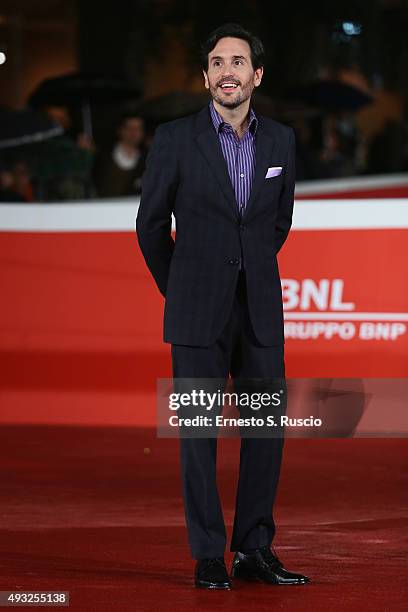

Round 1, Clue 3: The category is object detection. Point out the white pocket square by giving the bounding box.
[265,166,283,179]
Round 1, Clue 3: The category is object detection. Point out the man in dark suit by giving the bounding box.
[136,22,310,590]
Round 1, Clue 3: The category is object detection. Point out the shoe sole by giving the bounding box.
[195,581,231,590]
[231,567,310,585]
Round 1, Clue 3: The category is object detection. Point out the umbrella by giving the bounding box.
[287,80,373,112]
[0,108,63,149]
[28,72,141,139]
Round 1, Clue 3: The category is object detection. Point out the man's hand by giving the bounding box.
[136,124,178,296]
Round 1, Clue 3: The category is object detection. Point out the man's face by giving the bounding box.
[119,118,144,147]
[203,37,263,109]
[45,106,71,130]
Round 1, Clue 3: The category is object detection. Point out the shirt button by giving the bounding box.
[240,173,244,178]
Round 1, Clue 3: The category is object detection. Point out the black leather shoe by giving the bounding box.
[231,546,310,585]
[195,557,232,589]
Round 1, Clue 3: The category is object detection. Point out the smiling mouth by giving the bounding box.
[219,83,239,91]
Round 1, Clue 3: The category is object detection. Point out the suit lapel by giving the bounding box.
[194,106,239,220]
[242,117,277,220]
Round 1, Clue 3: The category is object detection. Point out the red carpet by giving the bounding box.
[0,425,406,611]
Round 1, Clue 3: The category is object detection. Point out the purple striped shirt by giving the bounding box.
[209,100,258,216]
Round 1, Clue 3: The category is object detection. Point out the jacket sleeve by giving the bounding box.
[274,127,296,254]
[136,124,178,297]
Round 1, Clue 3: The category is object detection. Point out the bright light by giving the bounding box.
[0,52,6,65]
[342,21,362,36]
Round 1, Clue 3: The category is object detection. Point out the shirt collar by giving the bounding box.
[209,100,258,136]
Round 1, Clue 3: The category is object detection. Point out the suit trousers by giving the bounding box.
[171,270,286,560]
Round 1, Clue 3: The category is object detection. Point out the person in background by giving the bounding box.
[29,105,95,201]
[93,113,147,198]
[320,112,360,177]
[45,106,95,153]
[0,159,33,202]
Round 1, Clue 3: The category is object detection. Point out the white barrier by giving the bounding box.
[0,198,407,232]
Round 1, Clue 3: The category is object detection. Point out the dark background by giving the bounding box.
[1,0,408,192]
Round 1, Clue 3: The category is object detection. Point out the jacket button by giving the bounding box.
[229,258,240,265]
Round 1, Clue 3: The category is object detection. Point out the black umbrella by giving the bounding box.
[0,108,63,149]
[28,72,140,139]
[287,80,373,112]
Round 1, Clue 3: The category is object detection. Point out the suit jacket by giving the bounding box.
[136,104,296,347]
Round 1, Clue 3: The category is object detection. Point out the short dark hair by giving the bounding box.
[200,22,265,72]
[118,112,144,128]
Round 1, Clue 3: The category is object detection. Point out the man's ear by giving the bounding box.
[203,70,209,90]
[254,66,264,88]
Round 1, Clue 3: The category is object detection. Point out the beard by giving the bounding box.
[209,79,254,109]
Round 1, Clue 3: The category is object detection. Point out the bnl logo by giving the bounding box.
[282,279,407,341]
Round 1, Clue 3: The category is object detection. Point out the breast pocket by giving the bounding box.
[263,172,284,198]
